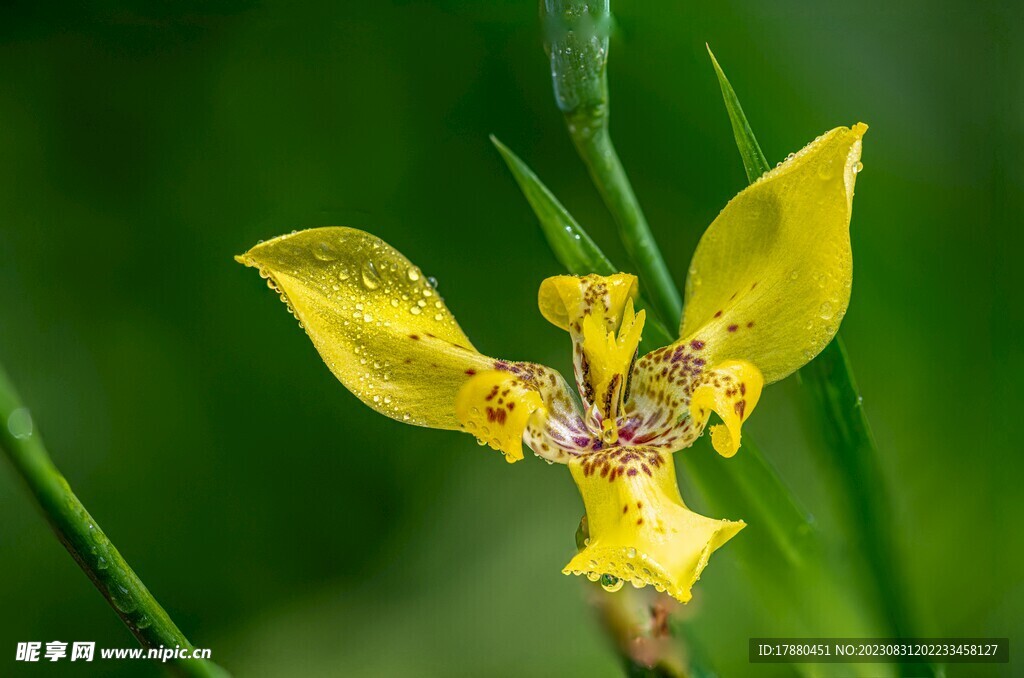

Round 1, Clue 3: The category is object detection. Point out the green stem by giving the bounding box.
[542,0,682,328]
[0,365,228,678]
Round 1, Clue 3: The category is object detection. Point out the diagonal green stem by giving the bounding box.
[542,0,682,329]
[0,365,229,678]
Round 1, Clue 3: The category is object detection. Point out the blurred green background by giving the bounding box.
[1,1,1020,676]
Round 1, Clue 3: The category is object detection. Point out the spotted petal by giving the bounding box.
[679,124,867,383]
[237,228,580,463]
[563,446,744,603]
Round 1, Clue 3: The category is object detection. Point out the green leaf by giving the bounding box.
[491,135,675,349]
[706,45,770,183]
[491,135,616,276]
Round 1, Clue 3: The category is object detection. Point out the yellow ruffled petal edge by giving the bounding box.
[236,227,493,430]
[689,359,763,457]
[680,124,867,384]
[563,447,744,603]
[455,369,544,463]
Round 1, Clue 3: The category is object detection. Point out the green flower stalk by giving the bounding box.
[0,365,228,678]
[542,0,682,329]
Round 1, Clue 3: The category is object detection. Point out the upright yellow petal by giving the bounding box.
[679,124,867,383]
[237,227,494,430]
[563,447,744,603]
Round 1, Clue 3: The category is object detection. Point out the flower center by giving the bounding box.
[580,298,645,442]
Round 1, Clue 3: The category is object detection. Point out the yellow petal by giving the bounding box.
[455,369,545,463]
[538,274,643,436]
[539,273,638,332]
[237,227,494,429]
[563,447,744,603]
[680,124,867,383]
[688,360,763,457]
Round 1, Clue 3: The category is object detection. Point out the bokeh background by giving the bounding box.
[1,1,1020,676]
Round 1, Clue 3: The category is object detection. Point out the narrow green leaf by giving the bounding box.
[491,135,675,349]
[706,45,770,183]
[491,135,616,277]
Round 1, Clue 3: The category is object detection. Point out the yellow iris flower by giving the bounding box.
[237,123,866,603]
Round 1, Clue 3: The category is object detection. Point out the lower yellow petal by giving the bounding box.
[689,360,763,457]
[563,447,744,603]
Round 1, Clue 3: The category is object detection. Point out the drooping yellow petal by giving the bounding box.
[237,227,495,429]
[679,124,867,383]
[563,447,744,603]
[455,369,545,463]
[688,360,763,457]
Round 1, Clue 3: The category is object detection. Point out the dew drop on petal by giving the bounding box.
[313,241,337,261]
[600,574,623,592]
[361,260,381,289]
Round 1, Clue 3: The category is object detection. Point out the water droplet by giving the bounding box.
[7,407,33,439]
[600,574,624,592]
[407,267,421,282]
[410,306,422,315]
[363,313,373,322]
[361,260,381,289]
[819,301,835,320]
[312,241,337,261]
[789,270,799,281]
[626,547,637,559]
[390,298,399,307]
[433,313,443,321]
[427,276,438,289]
[586,572,601,582]
[854,161,864,174]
